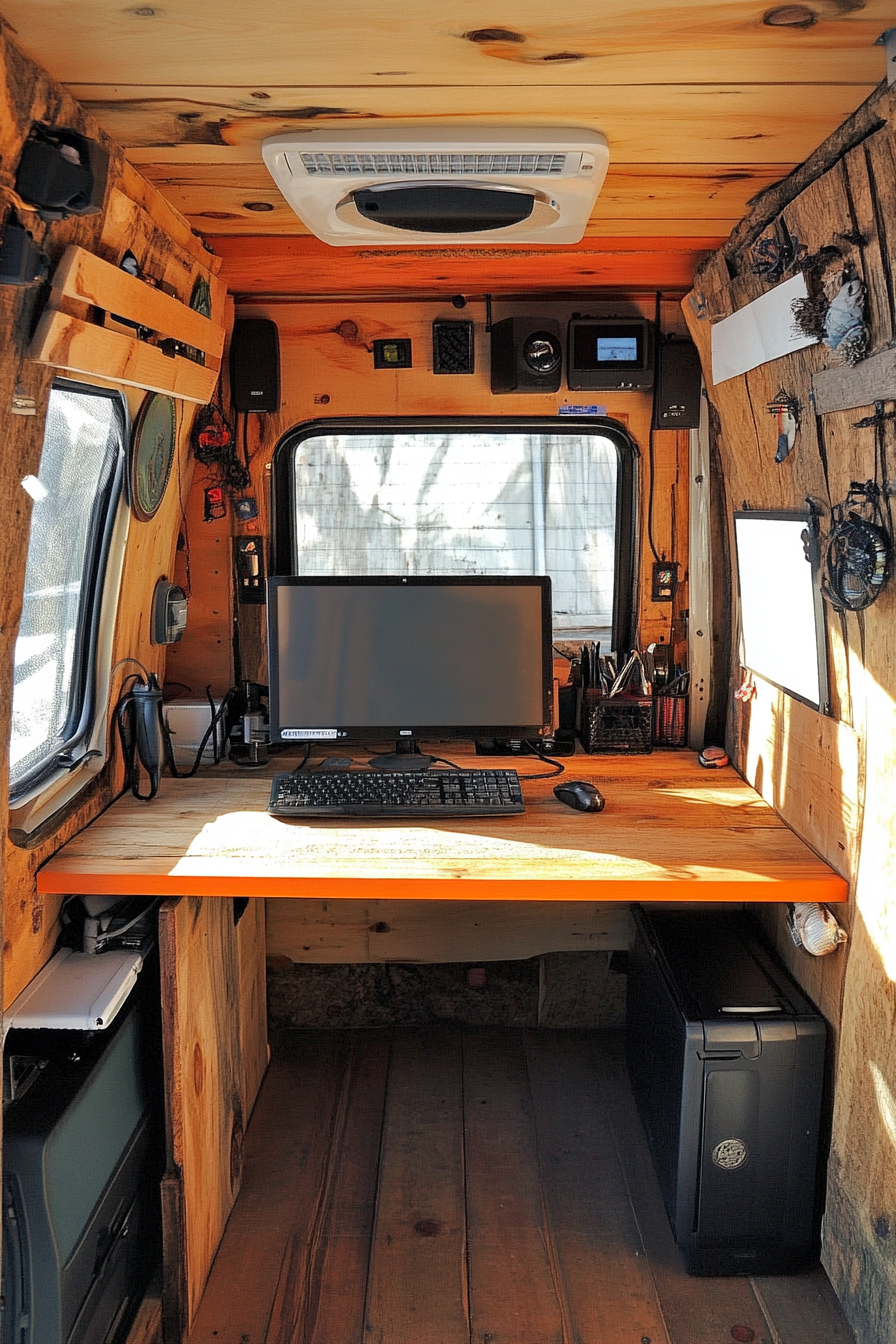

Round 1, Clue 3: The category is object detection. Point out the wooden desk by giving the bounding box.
[38,752,847,903]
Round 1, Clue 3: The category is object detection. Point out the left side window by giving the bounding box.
[10,381,126,805]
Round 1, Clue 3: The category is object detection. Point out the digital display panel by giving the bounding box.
[596,336,638,362]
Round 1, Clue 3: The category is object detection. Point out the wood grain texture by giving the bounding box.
[187,1032,354,1344]
[158,896,269,1333]
[363,1027,469,1344]
[4,0,887,88]
[463,1029,565,1344]
[36,752,847,903]
[265,898,634,964]
[213,234,713,297]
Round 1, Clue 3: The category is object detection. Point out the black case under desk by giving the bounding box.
[626,907,826,1275]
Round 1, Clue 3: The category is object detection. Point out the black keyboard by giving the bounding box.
[268,768,525,818]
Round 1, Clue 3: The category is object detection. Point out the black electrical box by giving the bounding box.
[230,318,281,412]
[653,337,703,429]
[567,316,654,391]
[490,316,562,394]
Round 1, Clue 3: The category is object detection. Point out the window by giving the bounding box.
[10,381,126,801]
[272,418,636,648]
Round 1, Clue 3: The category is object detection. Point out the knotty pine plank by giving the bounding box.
[187,1032,353,1344]
[463,1029,565,1344]
[364,1026,469,1344]
[524,1030,670,1344]
[66,82,875,166]
[266,1032,390,1344]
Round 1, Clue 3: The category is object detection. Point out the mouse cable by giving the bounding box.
[516,743,566,780]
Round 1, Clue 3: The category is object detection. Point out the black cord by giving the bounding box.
[165,687,234,778]
[516,743,566,780]
[291,745,312,773]
[646,290,663,565]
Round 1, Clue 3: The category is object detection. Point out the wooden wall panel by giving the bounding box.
[159,896,268,1337]
[0,27,215,1009]
[173,295,690,693]
[684,87,896,1344]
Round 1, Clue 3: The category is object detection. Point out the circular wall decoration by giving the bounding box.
[130,392,176,521]
[712,1138,748,1171]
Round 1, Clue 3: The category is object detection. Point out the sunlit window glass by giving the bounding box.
[10,383,124,795]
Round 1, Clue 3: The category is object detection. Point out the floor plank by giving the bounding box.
[364,1026,470,1344]
[265,1031,390,1344]
[187,1032,350,1344]
[524,1030,671,1344]
[463,1029,566,1344]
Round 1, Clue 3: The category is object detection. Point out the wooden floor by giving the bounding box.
[187,1028,855,1344]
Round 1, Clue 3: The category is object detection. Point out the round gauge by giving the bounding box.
[130,392,177,522]
[523,331,562,374]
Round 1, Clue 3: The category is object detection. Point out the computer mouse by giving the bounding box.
[553,780,606,812]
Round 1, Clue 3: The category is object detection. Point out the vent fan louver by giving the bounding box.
[262,128,609,246]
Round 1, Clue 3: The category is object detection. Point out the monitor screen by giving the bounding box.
[267,576,553,746]
[571,320,647,372]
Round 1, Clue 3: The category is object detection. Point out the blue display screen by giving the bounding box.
[596,336,638,362]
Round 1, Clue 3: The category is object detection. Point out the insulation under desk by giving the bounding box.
[37,752,847,903]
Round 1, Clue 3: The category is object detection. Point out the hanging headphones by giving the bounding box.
[822,480,890,612]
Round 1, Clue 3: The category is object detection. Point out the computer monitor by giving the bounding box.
[267,575,553,764]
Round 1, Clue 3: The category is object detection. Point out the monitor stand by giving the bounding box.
[368,740,435,772]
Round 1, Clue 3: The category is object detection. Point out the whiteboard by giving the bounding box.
[733,512,828,712]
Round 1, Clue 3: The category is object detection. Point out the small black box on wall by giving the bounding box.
[653,337,702,429]
[490,316,562,394]
[230,317,280,412]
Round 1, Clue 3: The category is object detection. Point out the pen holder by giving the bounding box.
[578,689,653,755]
[652,691,689,748]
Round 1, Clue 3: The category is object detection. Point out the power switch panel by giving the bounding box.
[653,338,703,429]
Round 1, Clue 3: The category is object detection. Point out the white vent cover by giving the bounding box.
[262,127,609,246]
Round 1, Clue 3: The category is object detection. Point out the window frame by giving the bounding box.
[270,415,639,652]
[10,378,128,810]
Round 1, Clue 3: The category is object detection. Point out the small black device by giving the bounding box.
[0,217,48,286]
[567,316,654,391]
[117,674,165,801]
[266,575,553,765]
[651,561,678,602]
[150,579,188,644]
[230,317,280,412]
[15,125,110,222]
[2,992,160,1344]
[490,317,562,394]
[553,779,605,812]
[373,338,413,369]
[432,320,474,374]
[653,336,703,429]
[235,537,266,604]
[627,907,825,1275]
[268,768,525,818]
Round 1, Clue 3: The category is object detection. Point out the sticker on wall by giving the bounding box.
[767,387,801,464]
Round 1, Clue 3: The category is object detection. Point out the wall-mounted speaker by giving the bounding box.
[653,336,702,429]
[490,316,562,394]
[230,317,280,412]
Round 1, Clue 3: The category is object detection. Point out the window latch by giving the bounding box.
[55,749,102,773]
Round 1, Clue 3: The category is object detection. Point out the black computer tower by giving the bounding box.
[2,991,160,1344]
[626,907,825,1275]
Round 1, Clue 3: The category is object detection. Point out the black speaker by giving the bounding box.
[653,337,702,429]
[230,318,280,412]
[490,316,562,394]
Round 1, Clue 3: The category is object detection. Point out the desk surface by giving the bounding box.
[38,751,847,902]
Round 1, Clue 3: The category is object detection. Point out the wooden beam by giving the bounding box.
[812,348,896,414]
[212,234,716,296]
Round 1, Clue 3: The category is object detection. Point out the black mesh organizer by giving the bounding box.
[432,320,475,374]
[578,689,653,754]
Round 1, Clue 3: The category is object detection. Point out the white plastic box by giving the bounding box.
[163,699,225,769]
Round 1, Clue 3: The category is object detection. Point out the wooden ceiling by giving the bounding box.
[1,0,889,296]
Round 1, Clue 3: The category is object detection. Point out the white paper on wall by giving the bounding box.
[710,274,818,384]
